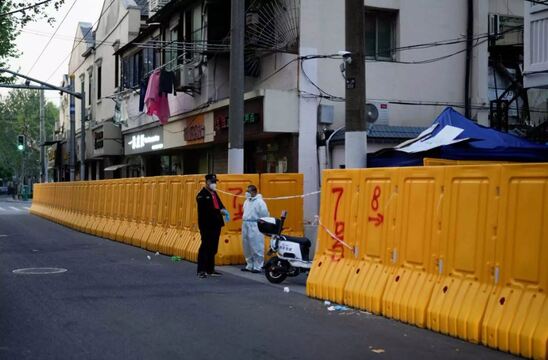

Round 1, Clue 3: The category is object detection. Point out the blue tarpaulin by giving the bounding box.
[368,107,548,167]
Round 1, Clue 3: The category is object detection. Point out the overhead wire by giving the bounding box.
[26,0,79,76]
[45,0,117,82]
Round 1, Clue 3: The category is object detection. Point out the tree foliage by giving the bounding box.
[0,1,65,82]
[0,89,58,182]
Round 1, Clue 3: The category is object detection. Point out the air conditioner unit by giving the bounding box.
[179,66,195,88]
[149,0,171,15]
[367,101,389,125]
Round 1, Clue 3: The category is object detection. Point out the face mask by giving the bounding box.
[209,183,217,191]
[245,192,251,199]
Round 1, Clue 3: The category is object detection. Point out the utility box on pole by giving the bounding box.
[345,0,367,168]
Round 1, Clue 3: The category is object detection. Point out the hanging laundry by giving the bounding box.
[139,76,149,112]
[159,69,177,96]
[144,69,170,125]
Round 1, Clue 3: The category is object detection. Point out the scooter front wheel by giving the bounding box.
[265,256,288,284]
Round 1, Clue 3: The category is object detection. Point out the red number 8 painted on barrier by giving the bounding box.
[371,186,381,211]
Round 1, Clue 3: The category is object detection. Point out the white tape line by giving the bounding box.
[315,216,355,252]
[216,189,321,201]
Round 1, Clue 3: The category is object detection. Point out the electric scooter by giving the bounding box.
[258,211,312,284]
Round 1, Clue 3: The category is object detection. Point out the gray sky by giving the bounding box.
[2,0,103,105]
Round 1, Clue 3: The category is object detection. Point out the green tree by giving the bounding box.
[0,89,58,182]
[0,1,65,82]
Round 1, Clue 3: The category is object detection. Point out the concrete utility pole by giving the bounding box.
[69,79,76,181]
[228,0,245,174]
[344,0,367,168]
[39,89,47,183]
[80,90,86,180]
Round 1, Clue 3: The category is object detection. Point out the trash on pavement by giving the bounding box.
[155,252,160,256]
[171,256,182,262]
[371,348,385,354]
[327,306,336,311]
[283,287,290,293]
[147,255,151,260]
[324,300,331,306]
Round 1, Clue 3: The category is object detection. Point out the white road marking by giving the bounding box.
[9,206,20,211]
[24,207,31,210]
[0,207,5,211]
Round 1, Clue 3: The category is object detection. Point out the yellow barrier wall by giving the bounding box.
[31,173,304,267]
[306,163,547,359]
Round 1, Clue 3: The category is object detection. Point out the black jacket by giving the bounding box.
[196,187,226,231]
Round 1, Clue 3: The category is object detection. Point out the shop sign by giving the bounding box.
[128,134,162,150]
[214,112,260,130]
[184,125,205,141]
[125,128,164,155]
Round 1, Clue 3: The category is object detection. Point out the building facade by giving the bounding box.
[54,0,547,223]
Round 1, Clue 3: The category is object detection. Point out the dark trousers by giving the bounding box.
[197,227,221,274]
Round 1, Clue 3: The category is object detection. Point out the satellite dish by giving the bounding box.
[365,103,379,123]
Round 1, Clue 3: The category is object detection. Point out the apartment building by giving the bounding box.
[53,0,547,222]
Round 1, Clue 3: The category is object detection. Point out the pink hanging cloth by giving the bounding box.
[144,69,170,125]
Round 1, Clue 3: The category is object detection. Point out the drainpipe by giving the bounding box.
[464,0,474,118]
[326,126,345,169]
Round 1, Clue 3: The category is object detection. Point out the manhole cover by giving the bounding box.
[12,267,67,275]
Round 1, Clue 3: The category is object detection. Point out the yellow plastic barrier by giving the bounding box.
[426,165,500,342]
[147,176,173,253]
[306,163,547,359]
[482,164,548,359]
[173,175,201,260]
[381,167,445,327]
[343,168,398,314]
[214,174,260,265]
[306,169,360,304]
[120,178,143,244]
[32,173,305,268]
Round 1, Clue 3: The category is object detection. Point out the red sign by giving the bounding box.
[184,125,205,141]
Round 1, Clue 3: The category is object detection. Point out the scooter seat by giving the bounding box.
[282,236,311,261]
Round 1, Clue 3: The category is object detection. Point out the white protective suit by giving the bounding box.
[242,194,269,271]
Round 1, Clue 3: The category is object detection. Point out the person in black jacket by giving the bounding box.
[196,174,229,278]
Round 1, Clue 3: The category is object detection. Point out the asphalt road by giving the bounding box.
[0,197,518,360]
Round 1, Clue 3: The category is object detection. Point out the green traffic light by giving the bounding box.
[17,144,24,151]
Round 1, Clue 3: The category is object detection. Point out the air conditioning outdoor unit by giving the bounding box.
[177,65,201,95]
[366,101,389,125]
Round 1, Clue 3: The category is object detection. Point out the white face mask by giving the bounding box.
[245,191,251,199]
[209,183,217,191]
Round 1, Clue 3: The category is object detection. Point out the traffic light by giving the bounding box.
[17,135,25,151]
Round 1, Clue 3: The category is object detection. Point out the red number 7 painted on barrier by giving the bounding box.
[228,187,244,221]
[330,187,345,261]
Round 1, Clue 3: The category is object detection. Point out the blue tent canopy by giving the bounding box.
[368,107,548,167]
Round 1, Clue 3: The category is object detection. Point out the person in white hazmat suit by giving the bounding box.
[241,185,269,273]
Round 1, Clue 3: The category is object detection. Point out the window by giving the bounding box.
[365,9,397,61]
[164,27,179,70]
[97,65,102,100]
[88,71,92,105]
[121,51,145,89]
[80,77,85,106]
[114,55,119,88]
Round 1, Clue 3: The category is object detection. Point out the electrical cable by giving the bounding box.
[26,0,79,76]
[45,0,117,82]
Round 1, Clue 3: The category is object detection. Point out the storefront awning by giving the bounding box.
[104,164,129,172]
